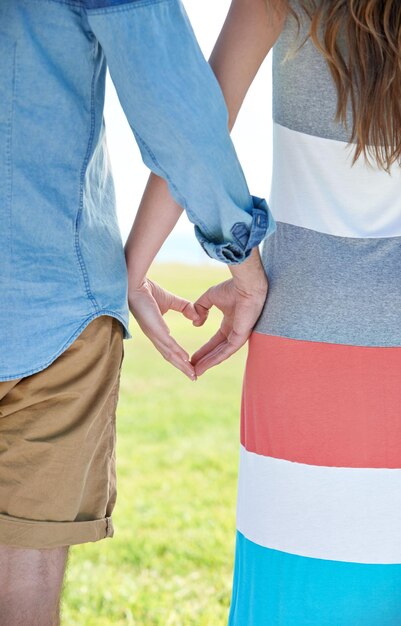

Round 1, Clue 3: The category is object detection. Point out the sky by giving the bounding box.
[103,0,274,264]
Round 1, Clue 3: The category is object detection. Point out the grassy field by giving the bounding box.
[62,263,248,626]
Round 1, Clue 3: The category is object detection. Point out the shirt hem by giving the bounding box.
[0,310,132,382]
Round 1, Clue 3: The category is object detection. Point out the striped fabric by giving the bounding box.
[228,5,401,625]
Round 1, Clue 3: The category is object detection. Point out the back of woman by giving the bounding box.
[230,1,401,623]
[257,0,401,345]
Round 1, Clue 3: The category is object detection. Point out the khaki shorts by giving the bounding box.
[0,315,124,550]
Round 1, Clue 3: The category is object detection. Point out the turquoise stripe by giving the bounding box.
[255,222,401,347]
[228,532,401,626]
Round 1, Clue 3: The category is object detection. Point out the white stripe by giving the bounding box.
[269,122,401,238]
[237,445,401,564]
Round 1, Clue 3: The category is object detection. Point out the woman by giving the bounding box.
[127,0,401,623]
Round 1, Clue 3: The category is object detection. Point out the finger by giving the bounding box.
[192,282,231,327]
[132,294,184,349]
[190,329,227,365]
[167,351,197,380]
[194,331,247,376]
[191,287,216,327]
[155,334,197,381]
[157,342,197,380]
[193,288,215,312]
[194,343,238,376]
[192,303,209,327]
[168,295,201,324]
[134,304,196,379]
[146,280,200,324]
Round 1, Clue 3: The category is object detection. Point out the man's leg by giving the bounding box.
[0,545,69,626]
[0,316,124,624]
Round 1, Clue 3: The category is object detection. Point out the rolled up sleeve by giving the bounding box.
[84,0,276,263]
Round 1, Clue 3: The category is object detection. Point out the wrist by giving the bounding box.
[229,247,267,297]
[126,267,147,293]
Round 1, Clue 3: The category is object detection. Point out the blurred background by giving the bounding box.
[62,1,273,624]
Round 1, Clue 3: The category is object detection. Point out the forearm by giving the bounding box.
[228,244,268,295]
[124,174,183,289]
[124,174,266,293]
[123,0,286,285]
[86,0,270,265]
[210,0,286,283]
[210,0,286,130]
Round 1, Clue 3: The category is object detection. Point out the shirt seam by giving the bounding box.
[251,329,401,349]
[85,0,173,15]
[75,39,99,312]
[6,43,17,272]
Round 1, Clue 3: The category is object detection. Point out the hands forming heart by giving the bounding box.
[128,271,268,380]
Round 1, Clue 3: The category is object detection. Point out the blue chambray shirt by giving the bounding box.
[0,0,276,381]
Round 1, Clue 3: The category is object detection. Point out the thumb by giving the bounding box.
[182,301,202,323]
[192,288,215,327]
[192,302,209,327]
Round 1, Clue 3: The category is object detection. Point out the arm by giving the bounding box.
[84,0,275,265]
[124,0,287,376]
[210,0,287,130]
[125,0,287,288]
[124,174,183,292]
[192,0,287,373]
[82,0,279,378]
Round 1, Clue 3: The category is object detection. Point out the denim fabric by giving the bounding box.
[195,197,276,263]
[0,0,275,380]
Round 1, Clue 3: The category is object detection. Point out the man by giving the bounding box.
[0,0,274,623]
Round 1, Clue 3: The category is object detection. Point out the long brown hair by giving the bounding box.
[269,0,401,172]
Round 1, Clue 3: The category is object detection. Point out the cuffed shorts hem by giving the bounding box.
[0,315,124,550]
[0,512,114,549]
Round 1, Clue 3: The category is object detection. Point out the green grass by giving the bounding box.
[62,263,248,626]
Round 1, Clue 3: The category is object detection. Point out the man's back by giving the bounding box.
[1,0,129,380]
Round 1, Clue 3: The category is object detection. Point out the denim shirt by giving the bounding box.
[0,0,276,381]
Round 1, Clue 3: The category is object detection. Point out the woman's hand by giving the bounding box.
[191,252,268,376]
[128,278,200,380]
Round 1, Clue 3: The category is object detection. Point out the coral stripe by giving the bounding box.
[241,332,401,468]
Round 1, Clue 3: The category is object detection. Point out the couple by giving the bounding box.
[2,0,401,624]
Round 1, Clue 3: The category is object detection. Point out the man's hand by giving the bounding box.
[191,248,268,376]
[128,278,199,380]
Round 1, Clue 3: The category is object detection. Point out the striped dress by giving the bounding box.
[228,7,401,626]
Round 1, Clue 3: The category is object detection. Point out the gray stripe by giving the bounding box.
[273,5,353,143]
[255,222,401,347]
